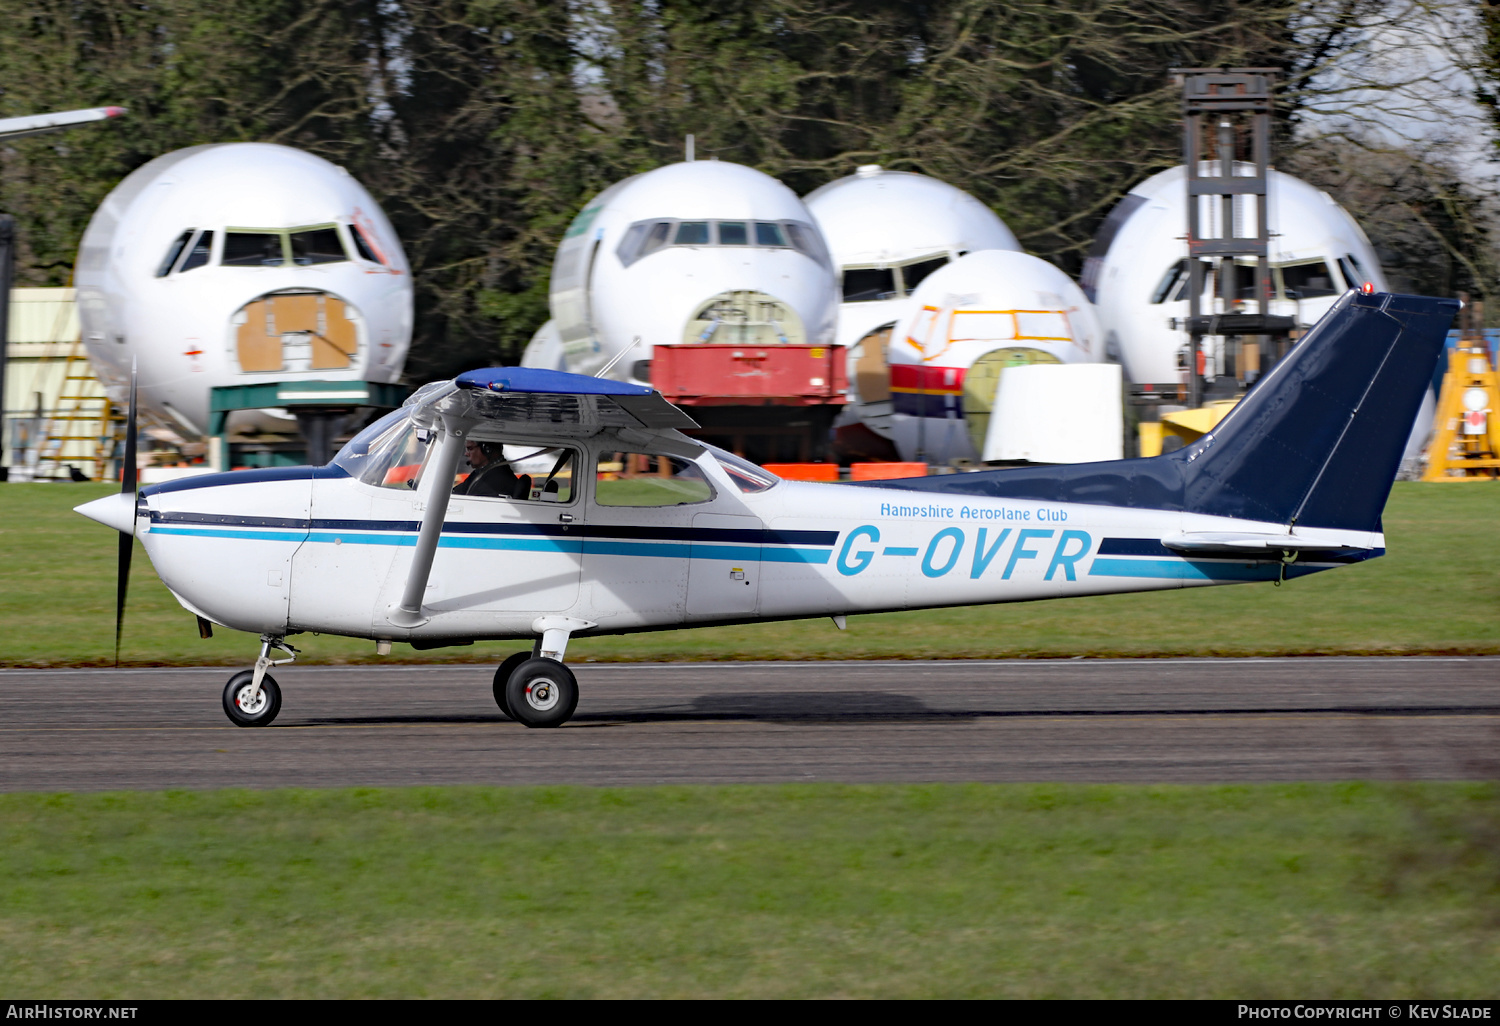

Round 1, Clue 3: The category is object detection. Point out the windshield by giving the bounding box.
[332,409,413,477]
[705,444,779,493]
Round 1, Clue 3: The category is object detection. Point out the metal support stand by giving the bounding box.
[1177,67,1279,406]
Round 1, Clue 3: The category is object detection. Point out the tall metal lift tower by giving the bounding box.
[1175,68,1295,407]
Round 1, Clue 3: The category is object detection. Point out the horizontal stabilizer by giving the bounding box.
[1161,532,1372,555]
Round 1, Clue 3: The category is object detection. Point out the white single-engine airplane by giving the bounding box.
[76,290,1455,728]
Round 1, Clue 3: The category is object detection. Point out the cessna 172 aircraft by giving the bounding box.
[75,142,412,443]
[77,289,1454,729]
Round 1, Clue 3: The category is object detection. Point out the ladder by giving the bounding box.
[33,339,122,481]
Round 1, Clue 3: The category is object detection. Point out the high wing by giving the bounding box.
[405,367,699,436]
[0,106,125,142]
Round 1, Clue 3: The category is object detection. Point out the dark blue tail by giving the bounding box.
[865,292,1459,532]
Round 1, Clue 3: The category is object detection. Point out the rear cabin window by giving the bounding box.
[594,452,714,506]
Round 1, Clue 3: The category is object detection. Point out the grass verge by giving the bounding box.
[2,783,1498,998]
[5,481,1500,666]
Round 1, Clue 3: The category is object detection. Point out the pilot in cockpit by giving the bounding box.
[454,440,531,499]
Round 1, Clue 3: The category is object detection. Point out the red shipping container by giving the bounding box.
[653,344,848,407]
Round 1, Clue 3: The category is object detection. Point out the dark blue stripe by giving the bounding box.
[148,510,836,549]
[140,464,349,497]
[1097,537,1175,557]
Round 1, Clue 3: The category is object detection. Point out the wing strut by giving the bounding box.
[387,416,469,629]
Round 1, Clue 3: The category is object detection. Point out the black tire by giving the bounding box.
[492,651,531,719]
[504,658,578,728]
[223,670,282,727]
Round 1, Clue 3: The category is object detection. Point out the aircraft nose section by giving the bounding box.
[74,492,137,535]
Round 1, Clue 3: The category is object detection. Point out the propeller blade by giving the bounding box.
[120,357,137,496]
[115,358,138,667]
[115,530,132,667]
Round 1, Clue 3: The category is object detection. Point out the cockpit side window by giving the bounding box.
[179,231,214,273]
[290,227,347,265]
[350,224,386,265]
[755,221,786,247]
[223,231,287,267]
[157,231,193,278]
[899,254,948,293]
[843,267,897,303]
[1279,260,1339,299]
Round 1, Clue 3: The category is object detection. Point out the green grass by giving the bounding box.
[5,481,1500,666]
[2,783,1497,998]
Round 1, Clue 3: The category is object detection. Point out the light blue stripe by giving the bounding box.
[1088,557,1279,582]
[883,547,919,556]
[150,527,305,543]
[154,526,830,564]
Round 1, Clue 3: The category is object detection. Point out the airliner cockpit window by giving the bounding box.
[290,227,347,265]
[351,224,385,264]
[616,218,826,266]
[157,231,193,278]
[843,267,897,303]
[1280,260,1339,299]
[675,221,710,245]
[900,255,948,293]
[223,232,286,267]
[179,231,213,273]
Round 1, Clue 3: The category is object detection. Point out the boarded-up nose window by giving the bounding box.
[290,228,347,265]
[235,292,359,372]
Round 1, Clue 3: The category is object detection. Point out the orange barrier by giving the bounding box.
[850,462,928,481]
[762,462,840,482]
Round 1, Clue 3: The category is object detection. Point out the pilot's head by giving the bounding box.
[464,440,500,469]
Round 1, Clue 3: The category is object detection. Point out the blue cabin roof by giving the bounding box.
[454,367,653,397]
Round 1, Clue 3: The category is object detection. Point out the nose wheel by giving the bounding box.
[504,658,579,728]
[223,670,282,727]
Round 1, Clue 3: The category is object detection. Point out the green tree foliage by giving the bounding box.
[0,0,1480,379]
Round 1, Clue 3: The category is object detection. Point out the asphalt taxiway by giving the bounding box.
[2,658,1497,791]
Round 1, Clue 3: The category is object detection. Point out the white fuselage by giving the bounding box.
[132,425,1369,643]
[76,143,413,436]
[1087,164,1386,385]
[539,161,838,384]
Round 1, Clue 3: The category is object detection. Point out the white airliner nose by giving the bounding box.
[74,492,138,535]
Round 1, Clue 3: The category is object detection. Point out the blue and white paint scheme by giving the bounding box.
[77,291,1457,728]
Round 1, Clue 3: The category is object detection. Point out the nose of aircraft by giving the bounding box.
[684,289,807,346]
[74,492,138,535]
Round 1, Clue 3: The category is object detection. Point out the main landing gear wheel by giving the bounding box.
[492,651,531,720]
[504,658,578,728]
[223,670,282,727]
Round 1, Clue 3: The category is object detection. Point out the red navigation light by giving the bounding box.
[1361,281,1374,294]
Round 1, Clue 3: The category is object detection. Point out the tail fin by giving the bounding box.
[866,291,1458,532]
